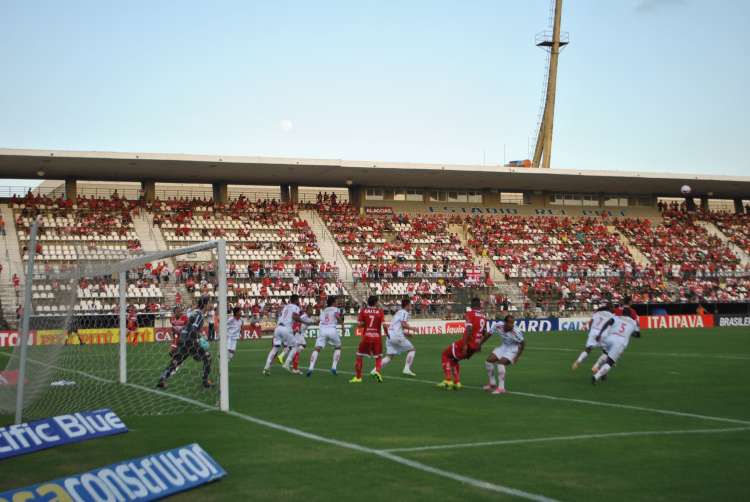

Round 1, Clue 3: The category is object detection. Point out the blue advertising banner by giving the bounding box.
[558,317,591,331]
[488,318,559,332]
[0,409,127,460]
[0,443,226,502]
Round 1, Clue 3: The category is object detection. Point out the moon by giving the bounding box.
[280,119,294,132]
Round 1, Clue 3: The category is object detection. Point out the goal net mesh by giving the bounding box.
[0,242,226,420]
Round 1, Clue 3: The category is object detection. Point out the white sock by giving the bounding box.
[594,363,611,380]
[264,346,279,370]
[279,346,290,363]
[332,349,341,370]
[308,350,319,371]
[485,361,496,387]
[575,351,589,364]
[381,355,392,368]
[592,354,608,371]
[404,351,415,371]
[496,364,506,389]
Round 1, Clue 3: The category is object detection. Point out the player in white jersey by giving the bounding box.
[282,305,315,374]
[226,306,243,361]
[307,296,344,377]
[591,314,641,384]
[376,298,418,377]
[572,304,614,370]
[263,295,311,375]
[484,315,525,395]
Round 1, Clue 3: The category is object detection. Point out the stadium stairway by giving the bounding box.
[133,210,166,254]
[448,224,526,308]
[0,204,23,327]
[299,209,365,304]
[696,220,750,266]
[448,223,505,283]
[607,225,651,266]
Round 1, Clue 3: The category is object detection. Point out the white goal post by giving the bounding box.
[6,219,229,423]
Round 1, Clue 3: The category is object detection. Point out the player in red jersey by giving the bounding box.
[126,306,140,345]
[169,305,189,357]
[350,295,385,383]
[438,297,490,390]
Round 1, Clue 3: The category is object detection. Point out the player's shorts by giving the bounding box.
[357,336,382,357]
[293,332,307,346]
[492,344,519,364]
[175,339,209,361]
[386,335,414,355]
[315,326,341,349]
[227,337,238,353]
[601,335,629,362]
[448,342,478,361]
[585,330,602,348]
[273,325,295,347]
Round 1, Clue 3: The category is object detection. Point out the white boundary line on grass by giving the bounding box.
[126,382,559,502]
[303,367,750,426]
[0,352,558,502]
[381,427,750,453]
[526,346,750,361]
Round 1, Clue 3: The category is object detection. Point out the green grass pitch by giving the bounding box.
[2,327,750,501]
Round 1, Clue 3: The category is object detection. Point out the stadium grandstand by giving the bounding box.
[0,148,748,331]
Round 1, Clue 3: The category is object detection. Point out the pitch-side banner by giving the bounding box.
[639,314,715,330]
[0,409,127,460]
[715,315,750,327]
[557,317,591,331]
[0,443,225,502]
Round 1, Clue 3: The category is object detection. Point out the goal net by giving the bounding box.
[0,236,229,422]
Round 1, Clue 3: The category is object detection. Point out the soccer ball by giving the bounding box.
[680,185,692,196]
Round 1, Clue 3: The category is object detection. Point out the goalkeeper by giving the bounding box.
[157,295,214,389]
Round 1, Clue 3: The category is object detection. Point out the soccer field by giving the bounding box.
[2,327,750,501]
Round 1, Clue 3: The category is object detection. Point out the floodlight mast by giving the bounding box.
[532,0,569,169]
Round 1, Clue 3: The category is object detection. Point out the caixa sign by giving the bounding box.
[558,317,591,331]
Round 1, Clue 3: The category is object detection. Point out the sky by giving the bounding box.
[0,0,748,189]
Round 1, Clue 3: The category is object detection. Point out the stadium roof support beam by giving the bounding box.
[212,182,228,204]
[280,184,290,203]
[289,184,299,204]
[141,180,155,202]
[348,185,363,209]
[64,178,76,201]
[735,198,745,214]
[533,0,567,169]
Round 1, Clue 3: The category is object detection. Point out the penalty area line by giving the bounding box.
[382,426,750,453]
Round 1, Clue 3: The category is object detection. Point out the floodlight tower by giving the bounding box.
[532,0,569,169]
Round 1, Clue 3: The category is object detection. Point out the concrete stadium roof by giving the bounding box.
[0,148,748,198]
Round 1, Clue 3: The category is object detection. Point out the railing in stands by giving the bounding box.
[0,185,349,203]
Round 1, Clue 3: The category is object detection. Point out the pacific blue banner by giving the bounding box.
[0,409,128,460]
[0,443,226,501]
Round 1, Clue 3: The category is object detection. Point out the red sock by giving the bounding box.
[292,352,300,370]
[453,362,461,384]
[441,353,453,380]
[375,357,382,372]
[355,356,363,378]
